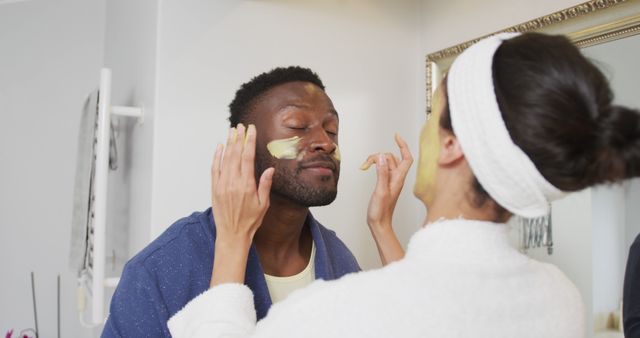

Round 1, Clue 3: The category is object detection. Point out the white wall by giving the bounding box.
[0,0,105,337]
[149,0,424,269]
[591,186,626,314]
[103,0,159,261]
[627,179,640,251]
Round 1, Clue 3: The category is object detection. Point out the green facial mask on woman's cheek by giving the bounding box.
[415,123,440,197]
[414,87,444,204]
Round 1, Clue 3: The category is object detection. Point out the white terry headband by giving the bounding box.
[448,32,566,218]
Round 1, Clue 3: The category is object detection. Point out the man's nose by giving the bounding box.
[308,127,337,154]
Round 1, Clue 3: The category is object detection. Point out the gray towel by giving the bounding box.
[69,90,118,273]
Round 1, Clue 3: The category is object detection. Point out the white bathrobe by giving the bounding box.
[168,219,585,338]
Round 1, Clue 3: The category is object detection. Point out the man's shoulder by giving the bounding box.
[104,210,214,338]
[110,209,214,312]
[125,209,214,271]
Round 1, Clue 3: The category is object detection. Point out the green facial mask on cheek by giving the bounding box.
[267,136,301,159]
[415,87,444,204]
[266,137,341,161]
[333,143,341,161]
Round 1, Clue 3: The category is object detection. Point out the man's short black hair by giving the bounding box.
[228,66,325,126]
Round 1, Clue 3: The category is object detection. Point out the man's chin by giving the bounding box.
[273,188,337,207]
[299,189,337,207]
[306,194,337,207]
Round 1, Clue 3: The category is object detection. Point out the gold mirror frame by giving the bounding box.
[425,0,640,115]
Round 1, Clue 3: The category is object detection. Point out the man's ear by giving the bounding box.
[438,131,464,165]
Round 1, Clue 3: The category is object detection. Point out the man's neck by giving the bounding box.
[254,194,313,277]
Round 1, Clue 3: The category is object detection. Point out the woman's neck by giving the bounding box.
[424,175,503,226]
[424,199,498,226]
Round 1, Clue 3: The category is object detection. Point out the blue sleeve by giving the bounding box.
[101,262,171,338]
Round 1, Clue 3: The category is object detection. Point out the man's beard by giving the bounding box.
[255,148,339,207]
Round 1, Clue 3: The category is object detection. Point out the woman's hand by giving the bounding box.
[210,123,274,286]
[360,133,413,265]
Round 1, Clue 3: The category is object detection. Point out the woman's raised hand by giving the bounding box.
[210,123,274,286]
[360,133,413,265]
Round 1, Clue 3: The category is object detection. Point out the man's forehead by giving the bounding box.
[277,104,339,119]
[263,81,324,99]
[258,82,335,113]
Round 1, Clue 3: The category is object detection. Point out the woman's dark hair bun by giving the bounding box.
[438,32,640,207]
[489,32,640,191]
[596,105,640,180]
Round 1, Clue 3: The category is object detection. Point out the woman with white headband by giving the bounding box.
[167,33,640,337]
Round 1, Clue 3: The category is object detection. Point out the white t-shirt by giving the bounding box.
[264,243,316,303]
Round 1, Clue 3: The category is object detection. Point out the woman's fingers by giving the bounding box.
[395,133,411,160]
[214,123,271,204]
[220,126,237,181]
[384,153,398,171]
[211,143,224,199]
[395,133,413,172]
[362,134,415,203]
[361,133,411,173]
[230,124,246,174]
[367,154,393,230]
[241,124,257,180]
[374,154,390,194]
[219,123,263,183]
[360,153,396,171]
[360,154,377,171]
[258,167,274,207]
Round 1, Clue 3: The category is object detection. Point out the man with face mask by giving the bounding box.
[101,66,360,338]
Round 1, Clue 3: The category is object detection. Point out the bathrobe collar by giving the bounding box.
[406,219,526,265]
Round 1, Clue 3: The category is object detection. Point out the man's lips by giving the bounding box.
[300,161,336,170]
[299,160,337,175]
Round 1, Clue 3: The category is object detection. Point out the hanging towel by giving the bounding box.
[69,90,119,273]
[69,90,98,273]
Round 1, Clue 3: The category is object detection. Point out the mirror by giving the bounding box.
[426,0,640,115]
[425,1,640,337]
[582,32,640,336]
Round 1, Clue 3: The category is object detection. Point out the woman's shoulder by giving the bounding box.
[522,260,585,325]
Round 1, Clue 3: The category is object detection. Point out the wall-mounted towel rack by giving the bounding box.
[77,68,143,326]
